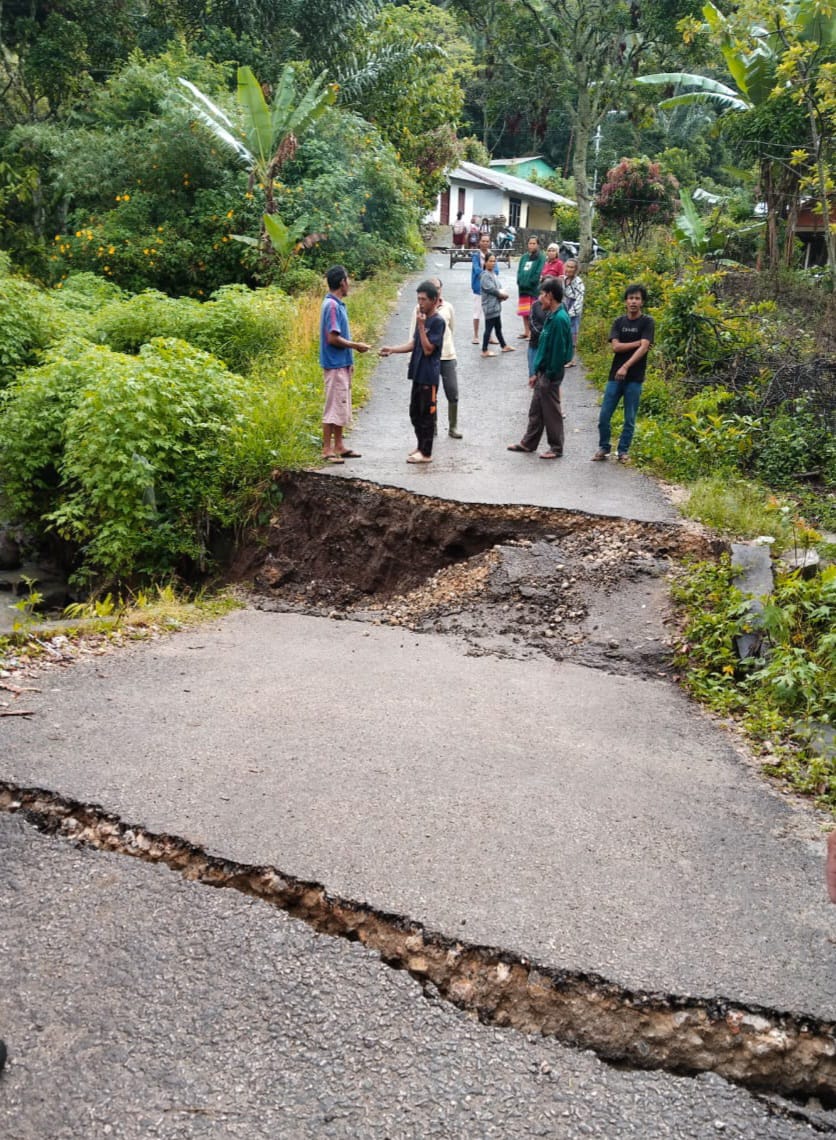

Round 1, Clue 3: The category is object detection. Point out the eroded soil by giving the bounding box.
[243,472,721,679]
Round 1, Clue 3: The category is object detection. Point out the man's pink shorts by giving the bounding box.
[322,366,353,426]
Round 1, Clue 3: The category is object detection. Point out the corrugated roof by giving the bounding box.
[448,161,575,207]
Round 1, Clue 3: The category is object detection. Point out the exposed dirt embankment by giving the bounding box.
[236,471,722,677]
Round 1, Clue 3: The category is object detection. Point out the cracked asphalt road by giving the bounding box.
[1,255,835,1136]
[0,815,828,1139]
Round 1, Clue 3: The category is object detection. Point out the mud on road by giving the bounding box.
[243,471,720,679]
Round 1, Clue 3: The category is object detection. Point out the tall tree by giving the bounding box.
[639,0,836,279]
[514,0,700,264]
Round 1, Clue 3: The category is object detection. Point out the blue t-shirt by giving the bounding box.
[471,250,499,294]
[407,313,445,385]
[319,292,353,369]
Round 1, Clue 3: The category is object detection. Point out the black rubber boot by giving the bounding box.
[448,402,462,439]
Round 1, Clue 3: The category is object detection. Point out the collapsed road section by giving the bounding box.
[241,471,720,677]
[2,781,834,1111]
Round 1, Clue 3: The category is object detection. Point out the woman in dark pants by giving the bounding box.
[479,253,515,357]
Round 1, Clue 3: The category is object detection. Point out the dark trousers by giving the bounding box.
[409,382,437,455]
[482,315,506,351]
[521,371,564,454]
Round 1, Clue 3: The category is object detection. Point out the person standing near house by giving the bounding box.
[379,279,445,464]
[319,264,369,464]
[408,275,462,439]
[562,258,585,366]
[541,243,565,284]
[480,252,514,357]
[467,216,480,247]
[470,231,496,344]
[452,211,467,248]
[516,235,546,339]
[592,283,654,464]
[507,276,573,459]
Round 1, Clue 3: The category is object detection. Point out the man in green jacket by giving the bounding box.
[507,276,573,459]
[515,235,546,339]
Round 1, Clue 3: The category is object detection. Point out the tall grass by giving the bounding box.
[229,270,402,488]
[686,476,793,548]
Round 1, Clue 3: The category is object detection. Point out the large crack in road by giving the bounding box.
[1,781,835,1116]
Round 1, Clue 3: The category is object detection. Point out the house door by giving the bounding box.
[508,197,522,228]
[457,187,466,216]
[440,188,450,225]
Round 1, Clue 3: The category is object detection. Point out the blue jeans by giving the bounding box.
[598,379,642,455]
[527,345,537,375]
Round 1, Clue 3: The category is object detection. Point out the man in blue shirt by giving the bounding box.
[319,265,370,464]
[379,279,446,464]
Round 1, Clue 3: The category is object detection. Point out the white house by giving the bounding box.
[433,161,575,231]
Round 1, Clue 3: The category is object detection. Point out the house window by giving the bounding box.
[508,198,521,228]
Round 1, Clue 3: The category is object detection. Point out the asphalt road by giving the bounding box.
[0,815,825,1139]
[327,253,677,522]
[1,253,835,1137]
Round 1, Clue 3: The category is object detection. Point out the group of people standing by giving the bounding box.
[319,239,653,468]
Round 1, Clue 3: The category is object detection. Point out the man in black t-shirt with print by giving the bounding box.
[591,283,655,465]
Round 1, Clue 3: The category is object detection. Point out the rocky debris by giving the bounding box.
[254,522,678,678]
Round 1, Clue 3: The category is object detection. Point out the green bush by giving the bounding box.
[93,284,295,373]
[54,182,262,297]
[753,399,836,490]
[0,341,92,520]
[0,276,57,386]
[53,272,126,312]
[584,252,672,320]
[553,204,579,242]
[658,275,772,375]
[672,556,836,811]
[0,338,248,584]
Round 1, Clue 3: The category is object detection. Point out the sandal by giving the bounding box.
[339,449,362,458]
[501,345,516,352]
[507,443,532,453]
[591,450,608,461]
[323,453,345,464]
[406,453,432,464]
[540,450,562,459]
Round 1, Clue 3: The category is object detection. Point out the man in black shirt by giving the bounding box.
[591,283,655,464]
[380,279,445,464]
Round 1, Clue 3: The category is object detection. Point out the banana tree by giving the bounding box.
[637,0,836,281]
[233,212,326,275]
[179,64,337,215]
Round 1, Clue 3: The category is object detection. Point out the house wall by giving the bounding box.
[527,201,558,229]
[431,180,559,232]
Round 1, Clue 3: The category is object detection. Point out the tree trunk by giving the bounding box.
[761,161,781,272]
[573,85,596,268]
[806,98,836,289]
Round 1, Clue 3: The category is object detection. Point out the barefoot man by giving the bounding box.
[320,265,370,464]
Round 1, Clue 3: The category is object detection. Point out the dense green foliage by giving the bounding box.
[672,557,836,809]
[0,265,392,587]
[581,249,836,531]
[0,337,248,582]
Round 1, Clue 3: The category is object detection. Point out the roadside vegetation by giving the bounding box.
[0,0,833,808]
